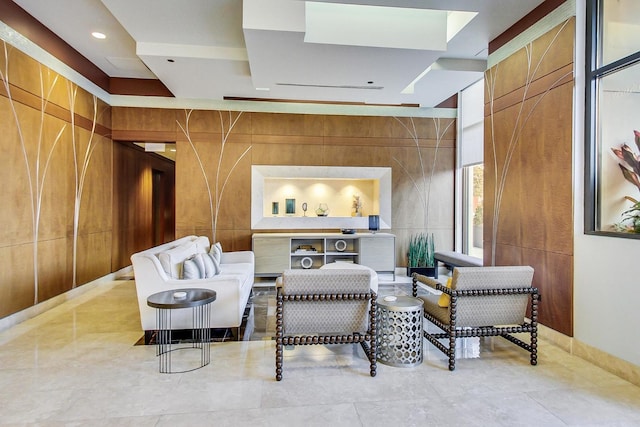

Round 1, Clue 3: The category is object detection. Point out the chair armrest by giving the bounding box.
[412,273,445,290]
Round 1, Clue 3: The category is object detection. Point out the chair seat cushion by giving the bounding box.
[418,294,450,325]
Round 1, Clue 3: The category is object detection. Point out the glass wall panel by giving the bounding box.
[586,0,640,237]
[600,0,640,67]
[596,63,640,231]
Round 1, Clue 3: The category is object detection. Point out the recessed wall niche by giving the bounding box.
[251,165,392,230]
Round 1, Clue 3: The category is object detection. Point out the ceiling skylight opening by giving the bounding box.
[447,11,478,42]
[91,32,106,40]
[305,2,447,51]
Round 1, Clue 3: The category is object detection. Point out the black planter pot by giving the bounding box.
[407,266,438,279]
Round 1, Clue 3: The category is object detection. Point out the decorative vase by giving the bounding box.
[368,215,379,233]
[315,203,329,216]
[285,198,295,215]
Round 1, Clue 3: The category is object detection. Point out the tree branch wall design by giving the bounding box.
[0,42,65,304]
[67,82,106,288]
[392,117,453,230]
[485,19,572,266]
[177,110,251,243]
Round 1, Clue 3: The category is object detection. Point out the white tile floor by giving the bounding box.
[1,279,640,426]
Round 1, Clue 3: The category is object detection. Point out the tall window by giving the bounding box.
[585,0,640,238]
[459,80,484,255]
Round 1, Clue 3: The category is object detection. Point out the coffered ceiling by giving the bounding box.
[11,0,545,108]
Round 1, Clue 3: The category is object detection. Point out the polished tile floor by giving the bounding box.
[1,277,640,426]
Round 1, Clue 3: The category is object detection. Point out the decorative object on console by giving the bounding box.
[368,215,380,233]
[334,239,347,252]
[352,194,363,217]
[407,232,437,279]
[272,202,279,215]
[295,245,317,254]
[315,203,329,216]
[285,198,296,215]
[300,256,313,269]
[341,228,356,234]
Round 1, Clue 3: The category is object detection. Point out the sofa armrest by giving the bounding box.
[221,250,254,264]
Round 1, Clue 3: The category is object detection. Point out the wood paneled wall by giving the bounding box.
[112,143,175,271]
[0,43,112,318]
[484,18,575,336]
[112,109,456,265]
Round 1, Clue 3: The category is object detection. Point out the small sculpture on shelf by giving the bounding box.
[352,194,363,217]
[315,203,329,216]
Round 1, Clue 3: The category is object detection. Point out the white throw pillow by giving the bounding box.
[201,252,216,278]
[193,236,211,253]
[182,255,202,279]
[158,242,198,279]
[206,252,221,275]
[210,242,223,264]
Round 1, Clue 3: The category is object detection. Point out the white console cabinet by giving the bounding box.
[252,233,395,278]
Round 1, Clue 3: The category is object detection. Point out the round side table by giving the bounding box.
[147,288,217,373]
[376,295,424,367]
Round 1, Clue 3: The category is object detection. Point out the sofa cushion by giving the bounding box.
[202,252,221,277]
[201,252,214,278]
[158,241,198,279]
[210,242,223,263]
[209,242,223,276]
[219,262,252,277]
[182,255,202,279]
[193,236,211,253]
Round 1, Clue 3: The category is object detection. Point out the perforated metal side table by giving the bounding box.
[147,288,216,373]
[376,295,424,367]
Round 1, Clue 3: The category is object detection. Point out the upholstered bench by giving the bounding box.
[434,251,482,271]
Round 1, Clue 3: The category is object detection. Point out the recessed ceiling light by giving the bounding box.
[91,32,106,40]
[167,59,175,63]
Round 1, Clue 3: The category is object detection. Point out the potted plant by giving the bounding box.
[406,232,438,279]
[614,197,640,233]
[611,130,640,233]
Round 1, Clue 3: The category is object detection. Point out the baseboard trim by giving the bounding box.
[539,323,640,387]
[0,266,133,335]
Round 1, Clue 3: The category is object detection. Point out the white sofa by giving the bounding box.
[130,235,254,339]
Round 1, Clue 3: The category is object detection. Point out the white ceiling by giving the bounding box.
[12,0,544,108]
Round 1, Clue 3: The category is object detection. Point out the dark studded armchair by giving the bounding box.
[412,266,539,371]
[275,269,377,381]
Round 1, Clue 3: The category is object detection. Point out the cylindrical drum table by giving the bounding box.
[147,288,217,373]
[376,295,424,367]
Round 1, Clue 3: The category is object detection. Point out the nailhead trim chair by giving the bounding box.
[412,266,538,371]
[276,269,377,381]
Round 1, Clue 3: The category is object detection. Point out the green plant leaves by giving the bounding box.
[407,232,435,267]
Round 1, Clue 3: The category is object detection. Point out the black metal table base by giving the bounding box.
[155,304,212,373]
[147,289,217,374]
